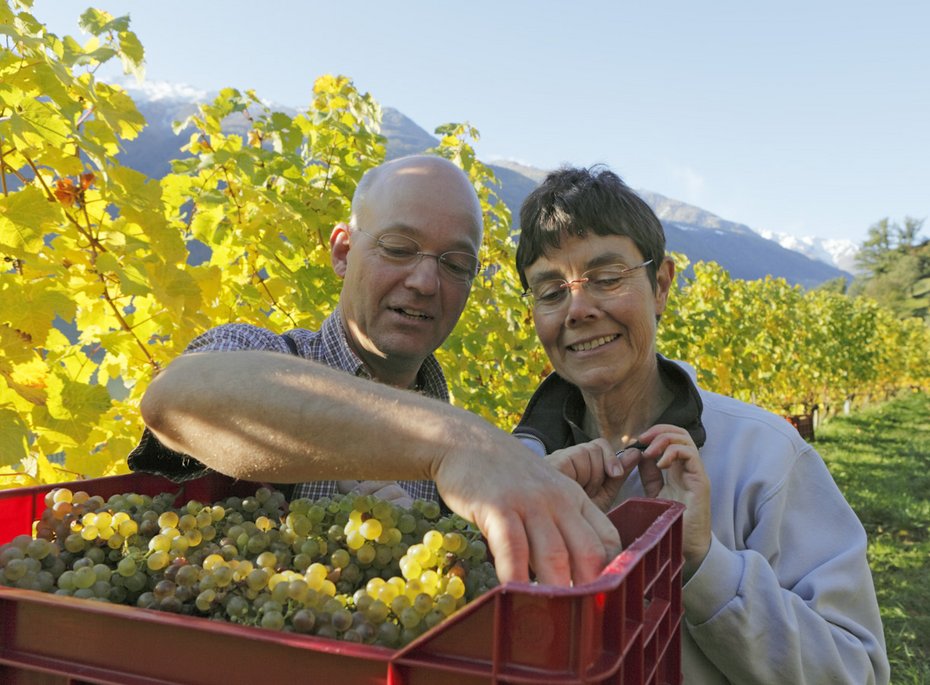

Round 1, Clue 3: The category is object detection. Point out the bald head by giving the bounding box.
[350,155,483,244]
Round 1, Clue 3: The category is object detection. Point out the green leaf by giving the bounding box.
[91,84,146,141]
[0,408,29,468]
[118,30,145,79]
[78,9,130,35]
[189,203,227,242]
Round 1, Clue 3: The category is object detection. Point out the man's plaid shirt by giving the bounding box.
[128,308,444,503]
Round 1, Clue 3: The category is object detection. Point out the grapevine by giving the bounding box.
[0,486,499,648]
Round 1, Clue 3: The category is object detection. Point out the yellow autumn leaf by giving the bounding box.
[0,279,76,345]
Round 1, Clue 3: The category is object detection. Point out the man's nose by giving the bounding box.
[404,254,441,293]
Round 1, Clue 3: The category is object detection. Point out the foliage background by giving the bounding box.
[2,1,929,488]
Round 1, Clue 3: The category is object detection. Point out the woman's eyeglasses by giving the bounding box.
[524,260,653,312]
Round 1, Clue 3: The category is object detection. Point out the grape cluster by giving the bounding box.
[0,486,498,647]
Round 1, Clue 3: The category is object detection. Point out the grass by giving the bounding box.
[814,391,930,684]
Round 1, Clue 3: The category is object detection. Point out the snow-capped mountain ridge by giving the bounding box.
[756,230,859,274]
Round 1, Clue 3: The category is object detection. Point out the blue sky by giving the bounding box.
[33,1,929,246]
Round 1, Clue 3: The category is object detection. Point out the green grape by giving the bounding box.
[63,534,86,554]
[25,538,53,560]
[246,533,269,555]
[467,539,488,560]
[331,607,353,632]
[124,571,147,593]
[299,539,320,558]
[292,608,316,633]
[413,592,433,615]
[287,579,309,603]
[245,568,270,592]
[397,513,416,535]
[261,610,285,630]
[366,599,390,625]
[146,550,170,571]
[255,551,277,569]
[212,565,234,587]
[356,543,376,566]
[107,585,129,604]
[399,606,421,629]
[424,608,445,629]
[376,620,401,647]
[346,530,365,551]
[399,557,421,581]
[435,593,457,617]
[93,563,112,582]
[374,544,394,568]
[225,595,249,619]
[390,594,411,616]
[148,534,171,553]
[184,529,203,547]
[85,547,106,565]
[3,558,26,582]
[359,518,383,541]
[175,564,200,587]
[446,575,466,599]
[157,511,179,531]
[307,504,325,523]
[331,549,350,569]
[72,565,97,589]
[270,581,290,604]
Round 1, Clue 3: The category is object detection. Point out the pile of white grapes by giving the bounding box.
[0,486,499,647]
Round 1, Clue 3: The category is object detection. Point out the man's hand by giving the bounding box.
[433,440,622,587]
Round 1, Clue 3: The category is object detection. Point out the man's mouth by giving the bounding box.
[392,307,432,320]
[568,334,618,352]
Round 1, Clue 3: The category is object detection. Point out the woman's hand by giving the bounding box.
[337,480,415,509]
[637,424,712,578]
[546,438,629,512]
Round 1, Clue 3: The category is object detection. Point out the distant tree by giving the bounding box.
[851,217,929,320]
[815,277,849,295]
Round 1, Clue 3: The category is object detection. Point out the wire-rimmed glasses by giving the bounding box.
[524,260,654,312]
[354,229,481,284]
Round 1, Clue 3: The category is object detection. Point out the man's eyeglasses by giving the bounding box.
[354,230,481,284]
[524,260,654,312]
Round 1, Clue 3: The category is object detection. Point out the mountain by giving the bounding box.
[637,191,853,286]
[755,230,859,274]
[117,89,852,289]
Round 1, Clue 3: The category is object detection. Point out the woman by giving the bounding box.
[512,166,889,684]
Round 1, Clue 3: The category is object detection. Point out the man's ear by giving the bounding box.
[331,223,351,277]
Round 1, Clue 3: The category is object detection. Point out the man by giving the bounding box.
[134,155,620,586]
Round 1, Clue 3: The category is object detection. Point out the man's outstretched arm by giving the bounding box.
[141,351,621,586]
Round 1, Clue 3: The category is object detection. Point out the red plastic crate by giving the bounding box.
[0,472,684,685]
